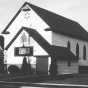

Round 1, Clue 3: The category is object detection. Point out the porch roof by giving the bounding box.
[51,46,78,61]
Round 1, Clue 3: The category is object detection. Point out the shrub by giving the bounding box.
[8,65,21,75]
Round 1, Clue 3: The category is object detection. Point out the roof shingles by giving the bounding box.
[28,2,88,41]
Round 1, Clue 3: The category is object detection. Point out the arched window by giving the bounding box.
[83,45,86,60]
[67,41,70,50]
[76,43,79,58]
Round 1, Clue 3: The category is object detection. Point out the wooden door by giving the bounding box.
[36,56,48,75]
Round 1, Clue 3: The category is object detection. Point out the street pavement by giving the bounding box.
[0,74,88,88]
[0,80,88,88]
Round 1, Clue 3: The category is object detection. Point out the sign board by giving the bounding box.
[14,47,33,56]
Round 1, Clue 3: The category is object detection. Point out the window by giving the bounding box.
[76,43,79,58]
[83,45,86,60]
[67,41,70,50]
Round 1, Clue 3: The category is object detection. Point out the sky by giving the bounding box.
[0,0,88,32]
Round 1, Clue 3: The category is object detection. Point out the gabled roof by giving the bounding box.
[2,2,88,41]
[27,3,88,41]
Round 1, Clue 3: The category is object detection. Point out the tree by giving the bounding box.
[0,61,4,73]
[27,59,33,74]
[49,57,57,76]
[67,41,70,50]
[21,57,32,75]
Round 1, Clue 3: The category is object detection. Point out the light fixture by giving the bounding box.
[21,4,31,19]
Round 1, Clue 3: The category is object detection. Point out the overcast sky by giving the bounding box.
[0,0,88,32]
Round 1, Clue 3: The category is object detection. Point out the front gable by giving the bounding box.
[2,2,52,49]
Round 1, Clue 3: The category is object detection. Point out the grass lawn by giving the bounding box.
[46,74,88,85]
[0,73,88,85]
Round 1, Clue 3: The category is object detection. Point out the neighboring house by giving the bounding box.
[1,2,87,75]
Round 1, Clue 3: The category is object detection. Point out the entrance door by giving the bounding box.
[36,56,48,75]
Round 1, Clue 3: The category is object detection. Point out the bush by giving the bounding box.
[8,65,21,75]
[49,60,57,76]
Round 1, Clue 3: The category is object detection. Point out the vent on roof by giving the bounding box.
[21,4,31,19]
[21,4,31,11]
